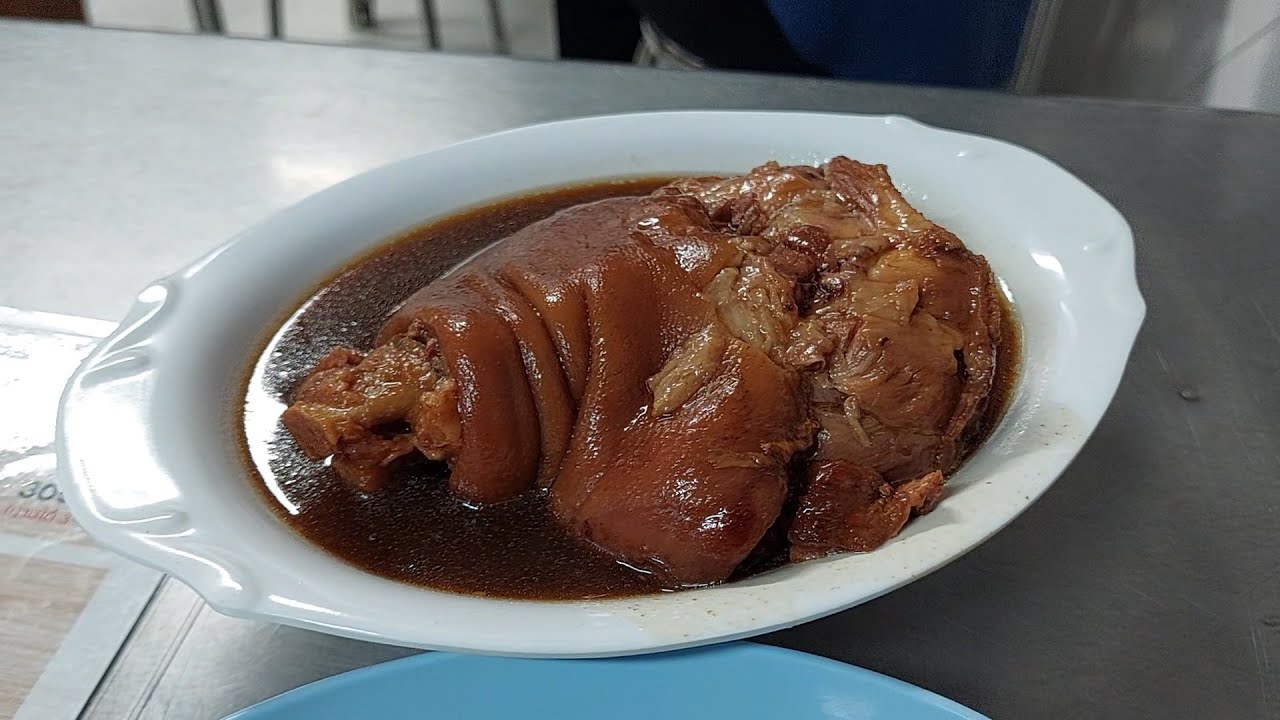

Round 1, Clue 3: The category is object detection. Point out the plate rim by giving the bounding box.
[224,642,989,720]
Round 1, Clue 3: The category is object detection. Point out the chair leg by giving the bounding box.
[1010,0,1063,93]
[191,0,224,33]
[349,0,375,29]
[268,0,283,38]
[633,39,654,66]
[421,0,440,49]
[487,0,508,55]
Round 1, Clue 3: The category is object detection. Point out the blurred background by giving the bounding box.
[5,0,1278,114]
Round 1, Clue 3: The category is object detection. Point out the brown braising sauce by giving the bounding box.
[239,178,1021,601]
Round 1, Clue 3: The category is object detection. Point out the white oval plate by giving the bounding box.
[57,111,1143,657]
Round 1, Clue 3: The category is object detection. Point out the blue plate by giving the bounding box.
[226,642,986,719]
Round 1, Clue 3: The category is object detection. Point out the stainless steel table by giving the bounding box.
[3,21,1278,720]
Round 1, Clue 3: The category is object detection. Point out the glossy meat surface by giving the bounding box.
[545,244,812,585]
[672,158,1000,560]
[281,338,457,492]
[281,158,1002,585]
[386,195,813,583]
[789,461,944,562]
[674,158,1001,482]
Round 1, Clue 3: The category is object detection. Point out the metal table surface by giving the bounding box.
[3,21,1278,720]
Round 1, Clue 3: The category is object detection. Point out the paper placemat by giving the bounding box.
[0,307,162,720]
